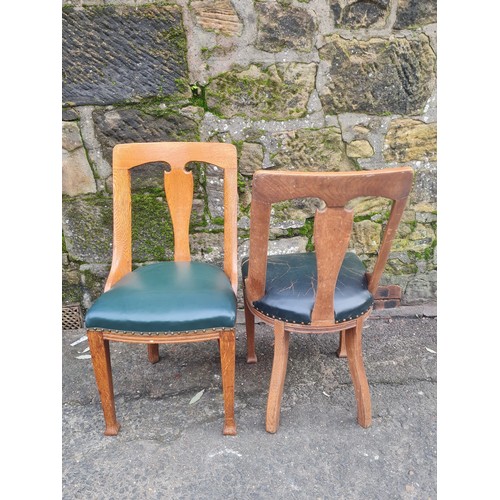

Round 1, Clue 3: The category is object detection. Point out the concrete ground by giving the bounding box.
[62,304,436,499]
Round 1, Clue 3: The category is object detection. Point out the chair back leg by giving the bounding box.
[87,331,121,436]
[147,344,160,364]
[244,299,257,363]
[336,329,347,358]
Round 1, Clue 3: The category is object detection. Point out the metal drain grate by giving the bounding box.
[62,303,83,330]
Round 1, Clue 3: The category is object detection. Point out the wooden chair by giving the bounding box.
[85,142,238,436]
[242,167,413,433]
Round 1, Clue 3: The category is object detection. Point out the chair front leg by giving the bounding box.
[87,331,121,436]
[345,318,372,428]
[219,330,237,435]
[147,344,160,364]
[244,299,257,363]
[266,321,290,434]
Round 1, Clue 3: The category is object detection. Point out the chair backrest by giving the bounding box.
[105,142,238,294]
[245,167,413,326]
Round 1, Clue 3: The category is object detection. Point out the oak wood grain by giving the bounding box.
[90,142,238,436]
[243,166,413,433]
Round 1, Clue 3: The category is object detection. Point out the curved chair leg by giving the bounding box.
[345,318,372,428]
[336,330,347,358]
[266,321,290,434]
[244,299,257,363]
[87,331,121,436]
[147,344,160,364]
[219,330,237,435]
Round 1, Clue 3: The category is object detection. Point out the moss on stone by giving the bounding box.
[301,218,315,252]
[206,63,316,120]
[80,267,109,303]
[408,239,437,262]
[211,216,225,226]
[407,220,418,231]
[385,260,419,275]
[189,83,209,111]
[157,22,187,54]
[126,98,196,127]
[131,193,174,262]
[62,282,84,304]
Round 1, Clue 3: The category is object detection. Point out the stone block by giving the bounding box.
[319,34,436,115]
[191,0,242,36]
[62,4,188,105]
[394,0,437,29]
[346,139,374,158]
[239,143,264,176]
[92,108,199,166]
[407,223,435,251]
[271,127,355,171]
[62,266,83,305]
[384,119,437,162]
[190,232,225,266]
[239,236,309,261]
[204,164,225,220]
[206,63,316,120]
[62,148,97,196]
[80,264,111,309]
[255,2,315,53]
[62,122,97,196]
[404,275,436,304]
[347,197,392,220]
[62,195,113,264]
[410,165,437,204]
[62,121,83,152]
[330,0,390,29]
[385,256,418,275]
[62,107,78,121]
[351,220,382,254]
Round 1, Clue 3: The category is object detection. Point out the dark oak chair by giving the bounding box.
[85,142,238,436]
[242,167,413,433]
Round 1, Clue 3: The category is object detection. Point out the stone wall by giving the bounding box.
[62,0,437,311]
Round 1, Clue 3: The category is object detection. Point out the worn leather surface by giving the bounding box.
[242,252,373,324]
[85,262,237,332]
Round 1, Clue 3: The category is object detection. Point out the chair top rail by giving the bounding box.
[251,167,413,206]
[113,142,237,171]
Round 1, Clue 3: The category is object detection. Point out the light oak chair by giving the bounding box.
[242,167,413,433]
[85,142,238,436]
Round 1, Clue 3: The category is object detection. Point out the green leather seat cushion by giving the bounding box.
[85,262,237,333]
[242,252,373,324]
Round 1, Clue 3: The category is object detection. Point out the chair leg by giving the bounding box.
[87,331,121,436]
[336,330,347,358]
[266,321,290,434]
[147,344,160,364]
[219,330,237,435]
[244,298,257,363]
[345,318,372,428]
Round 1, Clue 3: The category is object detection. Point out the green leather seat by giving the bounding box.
[85,262,237,333]
[242,252,373,325]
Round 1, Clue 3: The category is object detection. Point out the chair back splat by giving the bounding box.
[242,167,413,433]
[85,142,238,436]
